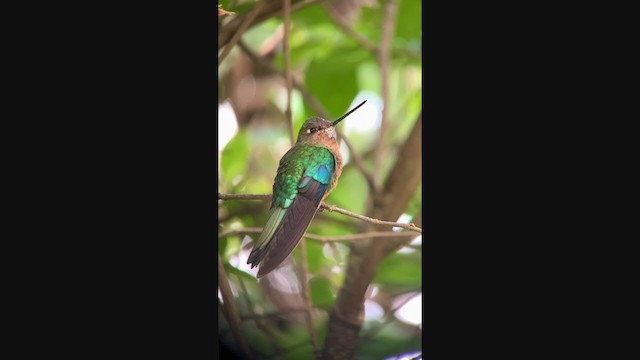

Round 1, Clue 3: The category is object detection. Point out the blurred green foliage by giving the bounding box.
[219,1,421,359]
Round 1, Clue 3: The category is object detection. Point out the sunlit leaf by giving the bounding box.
[395,0,422,42]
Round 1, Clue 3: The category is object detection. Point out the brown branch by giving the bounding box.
[283,0,295,145]
[319,202,421,233]
[298,239,319,356]
[322,111,421,360]
[218,254,251,358]
[218,193,422,233]
[218,227,419,242]
[218,0,266,65]
[219,0,322,50]
[373,0,398,189]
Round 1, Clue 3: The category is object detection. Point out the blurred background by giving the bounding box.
[218,0,422,359]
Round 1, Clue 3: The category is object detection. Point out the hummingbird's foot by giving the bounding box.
[319,203,336,212]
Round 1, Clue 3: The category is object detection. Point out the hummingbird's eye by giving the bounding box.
[309,127,318,133]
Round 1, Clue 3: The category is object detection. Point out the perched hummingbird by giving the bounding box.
[247,100,368,278]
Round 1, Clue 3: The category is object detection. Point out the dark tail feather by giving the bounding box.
[256,178,326,277]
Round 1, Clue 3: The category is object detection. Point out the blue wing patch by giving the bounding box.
[304,164,333,185]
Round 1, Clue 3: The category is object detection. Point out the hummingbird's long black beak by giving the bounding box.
[332,100,367,126]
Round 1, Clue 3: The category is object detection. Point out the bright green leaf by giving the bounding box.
[395,0,422,42]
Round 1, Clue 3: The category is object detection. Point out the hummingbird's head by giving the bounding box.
[297,117,337,144]
[296,100,368,144]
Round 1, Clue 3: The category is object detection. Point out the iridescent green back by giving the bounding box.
[272,144,335,209]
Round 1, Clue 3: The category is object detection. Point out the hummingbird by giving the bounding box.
[247,100,368,278]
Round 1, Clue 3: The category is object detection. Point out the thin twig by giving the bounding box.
[374,0,398,188]
[283,0,295,145]
[218,254,251,358]
[298,239,319,356]
[323,5,378,55]
[218,193,422,233]
[218,0,266,65]
[323,3,420,61]
[219,0,322,49]
[319,203,422,233]
[219,228,419,241]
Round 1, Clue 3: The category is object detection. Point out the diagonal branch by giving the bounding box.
[219,0,322,50]
[323,5,378,55]
[218,0,266,65]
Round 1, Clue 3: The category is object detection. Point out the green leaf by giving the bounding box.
[325,167,367,214]
[291,4,332,27]
[281,344,314,360]
[219,236,228,256]
[356,61,381,94]
[304,240,325,273]
[221,130,250,186]
[243,323,274,357]
[305,47,368,118]
[357,325,421,360]
[374,251,422,288]
[310,276,335,308]
[221,235,241,261]
[395,0,422,42]
[405,184,422,218]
